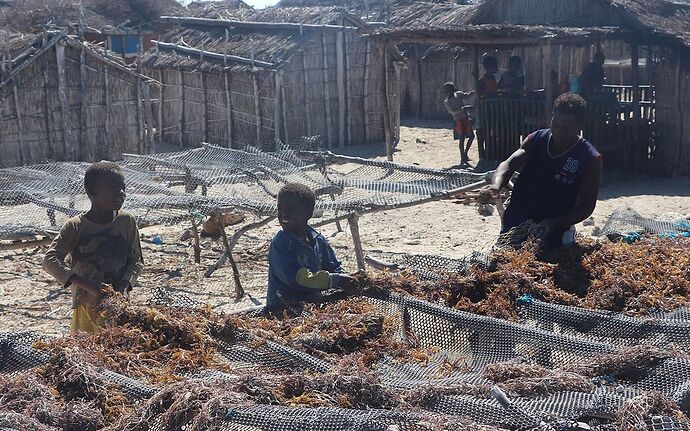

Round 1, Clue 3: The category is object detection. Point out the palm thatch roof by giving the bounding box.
[385,2,477,27]
[472,0,690,49]
[141,7,364,72]
[184,0,253,19]
[0,0,183,32]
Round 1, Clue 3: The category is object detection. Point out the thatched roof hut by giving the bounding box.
[141,8,400,155]
[468,0,690,174]
[0,30,156,167]
[184,0,253,19]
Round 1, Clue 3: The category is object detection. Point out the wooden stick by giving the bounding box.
[302,50,312,137]
[12,83,24,164]
[336,31,346,148]
[201,72,208,144]
[321,33,332,148]
[155,40,277,70]
[281,74,289,145]
[178,68,185,148]
[136,77,144,154]
[363,39,370,144]
[344,33,351,146]
[204,216,274,278]
[158,70,164,146]
[79,48,86,160]
[252,73,261,146]
[55,41,73,160]
[224,71,233,148]
[218,217,245,301]
[348,213,366,271]
[190,215,201,264]
[42,68,53,161]
[274,72,282,146]
[104,65,112,159]
[383,46,393,161]
[416,45,422,119]
[142,80,155,153]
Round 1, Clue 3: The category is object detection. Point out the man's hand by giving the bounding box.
[71,275,107,300]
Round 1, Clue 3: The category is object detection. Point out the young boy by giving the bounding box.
[43,161,143,333]
[267,183,359,308]
[443,82,475,165]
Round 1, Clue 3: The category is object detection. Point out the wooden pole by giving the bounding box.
[190,215,201,264]
[348,213,366,271]
[104,65,111,159]
[252,73,261,146]
[142,81,155,154]
[158,70,164,147]
[322,33,333,148]
[56,41,73,160]
[12,83,24,164]
[472,44,483,160]
[383,45,393,161]
[673,48,684,176]
[336,31,346,147]
[178,68,184,148]
[274,72,282,146]
[416,45,422,119]
[42,68,53,161]
[344,33,351,146]
[224,71,233,148]
[363,39,371,144]
[394,61,401,146]
[201,72,208,143]
[543,42,554,126]
[301,51,312,137]
[218,217,245,301]
[79,48,86,160]
[136,77,144,154]
[630,41,640,172]
[281,77,289,146]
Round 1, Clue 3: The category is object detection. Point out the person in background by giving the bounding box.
[443,82,475,165]
[43,162,143,333]
[579,52,606,97]
[498,55,525,97]
[480,93,602,249]
[267,183,361,308]
[475,55,499,158]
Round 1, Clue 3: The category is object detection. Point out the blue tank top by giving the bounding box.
[502,129,601,233]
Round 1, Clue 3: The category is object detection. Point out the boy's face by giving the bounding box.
[550,111,581,144]
[88,174,126,212]
[277,197,311,235]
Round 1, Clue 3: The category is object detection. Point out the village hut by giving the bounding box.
[468,0,690,175]
[0,31,156,167]
[140,7,401,157]
[184,0,253,18]
[0,0,183,63]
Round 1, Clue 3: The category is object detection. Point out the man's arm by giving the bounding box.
[118,218,144,294]
[491,135,534,191]
[549,157,603,230]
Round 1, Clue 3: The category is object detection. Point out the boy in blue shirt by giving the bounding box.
[267,183,360,307]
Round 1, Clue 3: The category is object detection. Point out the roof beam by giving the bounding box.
[159,16,360,33]
[153,40,278,70]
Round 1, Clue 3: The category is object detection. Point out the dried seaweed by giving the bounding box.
[484,362,594,397]
[616,392,685,431]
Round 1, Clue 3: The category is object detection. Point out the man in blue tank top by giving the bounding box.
[485,93,602,249]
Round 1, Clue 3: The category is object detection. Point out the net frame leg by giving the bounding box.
[348,213,366,272]
[189,215,201,264]
[218,216,245,301]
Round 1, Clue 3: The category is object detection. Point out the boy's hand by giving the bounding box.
[71,275,107,300]
[339,275,362,293]
[115,280,132,300]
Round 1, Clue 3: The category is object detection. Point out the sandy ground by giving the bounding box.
[1,118,689,336]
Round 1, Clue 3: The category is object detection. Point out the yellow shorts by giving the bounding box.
[71,304,103,334]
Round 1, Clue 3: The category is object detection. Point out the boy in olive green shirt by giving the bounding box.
[43,161,143,333]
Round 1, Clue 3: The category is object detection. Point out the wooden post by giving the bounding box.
[322,33,333,148]
[56,41,73,160]
[472,45,484,159]
[12,83,24,164]
[301,51,312,137]
[383,46,393,161]
[543,42,554,126]
[348,213,366,271]
[201,72,208,143]
[158,70,164,146]
[42,69,53,161]
[178,68,184,148]
[79,48,86,160]
[104,65,111,159]
[394,61,401,145]
[142,81,155,153]
[218,217,245,301]
[336,31,346,147]
[363,39,370,144]
[274,71,282,146]
[252,73,261,146]
[136,77,144,154]
[224,71,233,148]
[630,41,640,172]
[416,45,423,119]
[673,48,684,176]
[344,33,351,146]
[190,215,201,264]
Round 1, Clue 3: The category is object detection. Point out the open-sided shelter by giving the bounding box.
[141,7,401,156]
[0,31,156,167]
